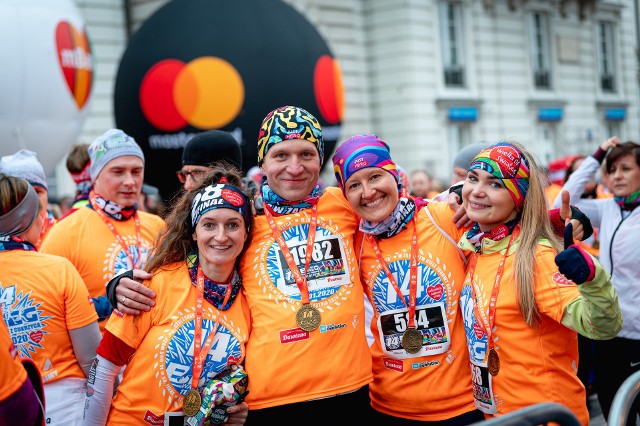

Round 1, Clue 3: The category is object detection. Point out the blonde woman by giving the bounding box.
[458,142,622,425]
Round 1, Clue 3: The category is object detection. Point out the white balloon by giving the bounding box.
[0,0,93,175]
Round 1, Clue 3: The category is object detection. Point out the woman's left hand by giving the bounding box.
[224,402,249,425]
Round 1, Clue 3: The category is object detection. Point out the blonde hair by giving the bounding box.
[507,141,563,326]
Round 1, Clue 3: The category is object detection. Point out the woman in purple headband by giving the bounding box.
[458,141,621,424]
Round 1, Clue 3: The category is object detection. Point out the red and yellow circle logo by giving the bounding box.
[140,57,244,131]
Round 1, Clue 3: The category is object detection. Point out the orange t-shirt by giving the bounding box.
[239,187,372,409]
[357,201,475,421]
[40,207,165,328]
[104,263,250,424]
[459,237,588,425]
[0,249,98,384]
[0,306,27,402]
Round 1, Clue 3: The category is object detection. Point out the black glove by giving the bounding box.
[105,269,134,308]
[569,206,594,241]
[554,223,596,284]
[449,184,463,205]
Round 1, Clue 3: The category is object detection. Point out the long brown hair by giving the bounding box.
[144,164,253,275]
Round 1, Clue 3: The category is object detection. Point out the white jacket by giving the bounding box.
[553,155,638,339]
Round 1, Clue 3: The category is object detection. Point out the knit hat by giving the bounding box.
[183,130,242,170]
[453,141,493,171]
[332,134,398,194]
[257,106,324,166]
[0,149,48,190]
[88,129,145,182]
[469,142,530,207]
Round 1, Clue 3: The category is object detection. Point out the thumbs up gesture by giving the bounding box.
[554,222,597,284]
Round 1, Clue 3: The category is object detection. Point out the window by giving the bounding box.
[529,12,552,90]
[439,1,466,88]
[597,21,616,93]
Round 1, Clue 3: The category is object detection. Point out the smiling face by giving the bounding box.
[608,154,640,198]
[192,208,247,280]
[260,139,320,201]
[344,167,399,222]
[462,169,519,231]
[93,156,144,206]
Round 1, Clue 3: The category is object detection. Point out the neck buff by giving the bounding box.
[466,216,521,252]
[259,181,321,216]
[187,252,241,311]
[88,190,137,221]
[0,235,37,252]
[359,194,416,239]
[614,188,640,211]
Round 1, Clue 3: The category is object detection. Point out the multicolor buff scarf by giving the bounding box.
[359,195,416,239]
[614,188,640,211]
[88,190,137,221]
[469,142,530,207]
[466,216,521,252]
[0,235,37,252]
[187,252,241,311]
[260,181,322,216]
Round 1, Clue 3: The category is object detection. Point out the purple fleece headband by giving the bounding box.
[332,134,398,193]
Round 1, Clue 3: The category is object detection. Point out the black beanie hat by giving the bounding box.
[182,130,242,170]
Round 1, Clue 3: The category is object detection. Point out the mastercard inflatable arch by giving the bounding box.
[114,0,344,200]
[0,0,93,175]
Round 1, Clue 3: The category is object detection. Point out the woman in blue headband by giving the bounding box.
[82,165,253,425]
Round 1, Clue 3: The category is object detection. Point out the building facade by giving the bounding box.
[57,0,639,195]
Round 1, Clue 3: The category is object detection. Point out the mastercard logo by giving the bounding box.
[140,54,343,132]
[55,21,92,109]
[140,57,244,131]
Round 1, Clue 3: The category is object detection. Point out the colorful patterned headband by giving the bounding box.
[332,134,398,194]
[469,142,530,207]
[191,184,252,232]
[257,106,324,166]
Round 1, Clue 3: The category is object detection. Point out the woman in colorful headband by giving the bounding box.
[83,164,252,425]
[553,136,640,425]
[458,141,621,424]
[332,134,486,424]
[0,173,101,425]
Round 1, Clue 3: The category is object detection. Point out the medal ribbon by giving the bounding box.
[89,194,142,269]
[367,215,419,328]
[467,227,518,353]
[264,204,318,306]
[190,265,230,391]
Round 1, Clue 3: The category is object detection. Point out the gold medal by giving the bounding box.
[488,348,500,376]
[296,304,321,331]
[402,327,423,354]
[182,388,202,417]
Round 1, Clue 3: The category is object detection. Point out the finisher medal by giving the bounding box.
[296,304,321,331]
[402,327,423,354]
[182,388,202,417]
[488,348,500,376]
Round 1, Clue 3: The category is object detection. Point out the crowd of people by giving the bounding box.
[0,104,637,426]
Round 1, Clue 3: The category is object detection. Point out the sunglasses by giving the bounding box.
[176,169,207,183]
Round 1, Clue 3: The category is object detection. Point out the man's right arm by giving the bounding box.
[106,269,155,315]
